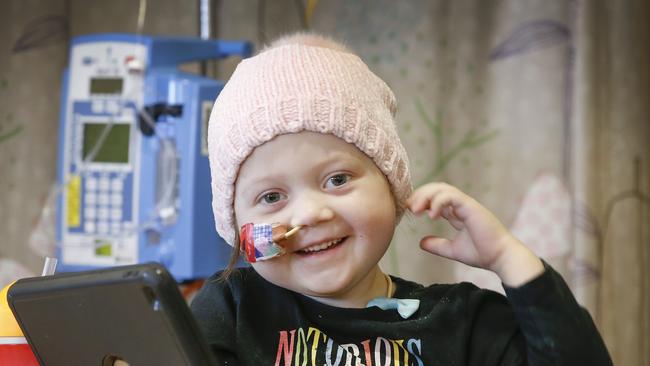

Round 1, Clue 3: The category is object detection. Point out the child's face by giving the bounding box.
[234,131,397,303]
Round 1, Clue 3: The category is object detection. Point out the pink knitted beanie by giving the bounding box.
[207,44,412,245]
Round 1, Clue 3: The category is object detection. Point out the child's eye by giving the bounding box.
[259,192,285,205]
[325,173,350,188]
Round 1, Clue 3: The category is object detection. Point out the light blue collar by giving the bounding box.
[366,297,420,319]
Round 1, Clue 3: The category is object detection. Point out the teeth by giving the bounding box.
[301,238,343,253]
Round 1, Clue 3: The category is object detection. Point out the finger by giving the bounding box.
[441,206,465,230]
[405,188,429,214]
[429,188,473,222]
[407,183,446,214]
[419,236,456,260]
[427,190,457,220]
[406,182,439,210]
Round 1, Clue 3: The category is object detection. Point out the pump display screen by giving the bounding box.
[82,123,130,163]
[90,78,123,94]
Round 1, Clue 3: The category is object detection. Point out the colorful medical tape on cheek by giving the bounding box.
[239,223,287,263]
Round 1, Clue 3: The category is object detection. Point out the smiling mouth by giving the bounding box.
[297,237,347,255]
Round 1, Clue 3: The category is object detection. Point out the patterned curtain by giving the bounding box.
[304,1,650,364]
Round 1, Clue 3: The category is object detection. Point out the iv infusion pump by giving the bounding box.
[56,34,252,280]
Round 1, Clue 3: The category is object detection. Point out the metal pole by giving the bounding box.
[199,0,211,75]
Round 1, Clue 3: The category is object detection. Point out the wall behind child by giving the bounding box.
[0,1,647,365]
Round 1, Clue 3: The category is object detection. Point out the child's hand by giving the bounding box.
[406,183,544,287]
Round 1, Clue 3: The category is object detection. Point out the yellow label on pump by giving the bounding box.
[0,281,23,337]
[67,175,81,227]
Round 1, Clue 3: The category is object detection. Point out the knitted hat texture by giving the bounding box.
[208,44,412,245]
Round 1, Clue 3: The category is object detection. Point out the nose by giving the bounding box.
[289,192,335,228]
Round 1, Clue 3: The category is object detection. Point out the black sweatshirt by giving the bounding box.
[190,261,612,365]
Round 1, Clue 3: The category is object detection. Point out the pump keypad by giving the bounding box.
[83,175,125,235]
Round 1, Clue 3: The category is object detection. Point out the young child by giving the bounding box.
[191,33,612,365]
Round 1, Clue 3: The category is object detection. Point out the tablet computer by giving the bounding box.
[7,263,218,366]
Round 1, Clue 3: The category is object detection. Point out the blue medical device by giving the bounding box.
[55,34,252,280]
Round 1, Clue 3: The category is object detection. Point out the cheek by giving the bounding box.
[233,196,246,227]
[234,199,261,230]
[344,191,396,242]
[350,181,396,224]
